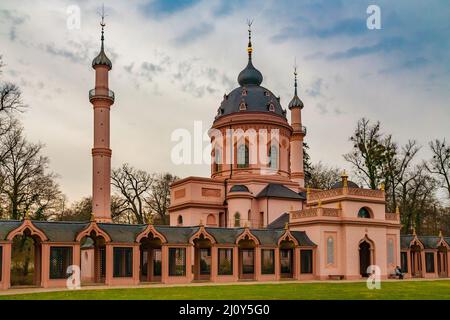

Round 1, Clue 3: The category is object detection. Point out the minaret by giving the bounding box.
[90,13,114,223]
[288,66,306,188]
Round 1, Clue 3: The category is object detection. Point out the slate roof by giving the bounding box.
[0,220,22,240]
[216,85,285,120]
[0,220,316,247]
[229,185,250,193]
[256,183,305,200]
[400,234,450,249]
[267,213,289,229]
[33,221,89,242]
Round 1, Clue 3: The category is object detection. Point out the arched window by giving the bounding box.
[387,239,394,265]
[268,103,275,112]
[214,147,222,173]
[234,212,241,227]
[237,143,249,168]
[358,207,371,219]
[268,145,279,170]
[177,215,183,226]
[327,237,334,265]
[239,100,247,110]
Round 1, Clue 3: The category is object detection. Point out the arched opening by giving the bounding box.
[177,215,183,226]
[80,232,106,285]
[238,236,256,280]
[437,245,448,278]
[139,235,162,283]
[359,240,372,277]
[237,143,249,168]
[234,212,241,227]
[268,144,279,170]
[410,244,423,278]
[206,214,216,227]
[193,234,213,281]
[10,230,42,287]
[279,239,295,279]
[357,207,372,219]
[213,147,222,173]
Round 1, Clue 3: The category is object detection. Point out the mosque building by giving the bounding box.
[0,21,448,290]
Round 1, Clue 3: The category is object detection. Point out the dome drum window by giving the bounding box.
[268,103,275,112]
[242,88,248,96]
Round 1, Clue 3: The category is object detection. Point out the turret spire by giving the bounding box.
[92,4,112,70]
[288,60,304,110]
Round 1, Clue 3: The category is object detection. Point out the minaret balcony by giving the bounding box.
[89,88,115,103]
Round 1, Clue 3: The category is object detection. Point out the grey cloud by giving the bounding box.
[174,23,214,46]
[0,9,28,42]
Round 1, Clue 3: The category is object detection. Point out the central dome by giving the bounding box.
[216,85,285,119]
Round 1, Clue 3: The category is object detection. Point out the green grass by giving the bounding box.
[1,280,450,300]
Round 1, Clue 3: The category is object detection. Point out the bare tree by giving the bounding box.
[146,173,178,221]
[427,139,450,198]
[306,162,341,190]
[0,123,61,220]
[344,118,386,189]
[382,137,420,211]
[111,163,154,224]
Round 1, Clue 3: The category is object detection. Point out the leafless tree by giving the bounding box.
[344,118,386,189]
[427,139,450,198]
[306,162,341,190]
[0,123,62,220]
[146,173,178,221]
[111,163,154,224]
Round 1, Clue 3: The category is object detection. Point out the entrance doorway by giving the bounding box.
[193,236,212,281]
[10,231,42,287]
[437,246,448,278]
[238,238,256,280]
[80,233,106,284]
[139,236,162,283]
[410,245,423,278]
[279,240,295,279]
[359,241,372,277]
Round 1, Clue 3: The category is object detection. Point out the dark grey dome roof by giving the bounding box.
[331,180,360,189]
[229,185,250,193]
[238,61,263,86]
[216,85,286,119]
[288,95,303,109]
[92,47,112,70]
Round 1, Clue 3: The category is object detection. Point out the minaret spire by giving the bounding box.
[294,60,298,97]
[92,4,112,70]
[237,20,263,86]
[100,5,105,50]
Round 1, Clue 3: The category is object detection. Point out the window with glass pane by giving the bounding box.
[261,249,275,274]
[326,237,334,265]
[237,144,249,168]
[169,248,186,276]
[214,148,222,172]
[153,249,162,276]
[387,239,394,265]
[99,247,106,277]
[113,247,133,277]
[280,249,292,274]
[50,247,73,279]
[301,250,313,274]
[401,252,408,272]
[242,249,254,274]
[269,145,278,170]
[425,252,435,273]
[141,250,148,277]
[218,248,233,275]
[200,248,211,275]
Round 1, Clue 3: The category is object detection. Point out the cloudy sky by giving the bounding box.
[0,0,449,203]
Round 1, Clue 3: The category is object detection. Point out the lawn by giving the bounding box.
[1,280,450,300]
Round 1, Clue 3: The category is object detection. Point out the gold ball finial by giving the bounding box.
[439,230,443,238]
[341,170,348,188]
[395,206,400,215]
[284,222,289,230]
[380,183,385,191]
[90,213,95,222]
[24,210,30,220]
